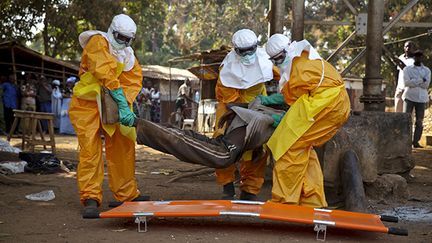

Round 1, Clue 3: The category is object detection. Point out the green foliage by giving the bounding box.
[1,0,431,91]
[0,0,122,59]
[124,0,168,64]
[1,0,272,65]
[42,0,122,59]
[158,0,269,65]
[0,0,44,43]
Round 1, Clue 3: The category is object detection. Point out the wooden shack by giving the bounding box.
[167,46,231,132]
[170,46,230,100]
[141,65,199,123]
[0,41,79,83]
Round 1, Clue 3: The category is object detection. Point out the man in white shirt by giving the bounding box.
[175,78,192,116]
[178,78,191,98]
[402,50,431,148]
[395,41,415,112]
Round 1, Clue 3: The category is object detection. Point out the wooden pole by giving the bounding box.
[62,66,65,87]
[11,46,18,84]
[268,0,285,36]
[41,59,45,77]
[291,0,305,41]
[169,65,172,115]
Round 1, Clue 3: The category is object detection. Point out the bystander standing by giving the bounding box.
[150,84,161,123]
[59,77,76,134]
[51,79,62,129]
[21,74,37,111]
[0,75,7,134]
[395,41,416,112]
[137,81,152,120]
[37,76,52,131]
[403,50,431,148]
[1,74,19,133]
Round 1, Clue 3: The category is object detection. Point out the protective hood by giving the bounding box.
[78,30,136,72]
[278,40,323,91]
[232,29,257,48]
[107,14,136,50]
[109,14,136,38]
[219,47,274,89]
[266,34,290,58]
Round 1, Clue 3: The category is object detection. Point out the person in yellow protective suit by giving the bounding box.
[262,34,350,207]
[69,14,146,218]
[215,29,280,201]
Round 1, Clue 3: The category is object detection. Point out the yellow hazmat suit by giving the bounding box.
[267,51,350,207]
[69,35,142,205]
[214,66,280,195]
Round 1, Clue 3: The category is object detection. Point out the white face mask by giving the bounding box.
[108,28,127,50]
[240,53,257,65]
[277,56,290,71]
[108,34,126,50]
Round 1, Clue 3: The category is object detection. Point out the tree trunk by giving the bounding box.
[42,7,51,56]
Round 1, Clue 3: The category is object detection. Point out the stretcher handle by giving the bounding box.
[380,215,398,223]
[388,227,408,236]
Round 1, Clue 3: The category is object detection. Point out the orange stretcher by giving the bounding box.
[99,200,407,240]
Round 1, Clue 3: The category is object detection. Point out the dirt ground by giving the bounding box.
[1,135,431,243]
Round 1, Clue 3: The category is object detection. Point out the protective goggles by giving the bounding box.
[234,44,258,57]
[113,31,135,47]
[269,49,287,65]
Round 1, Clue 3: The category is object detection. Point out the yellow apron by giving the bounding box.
[267,85,344,161]
[73,63,136,141]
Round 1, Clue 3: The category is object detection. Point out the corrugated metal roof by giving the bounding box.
[141,65,199,81]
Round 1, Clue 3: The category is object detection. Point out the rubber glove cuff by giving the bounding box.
[110,87,128,108]
[271,112,285,128]
[109,87,136,127]
[258,93,285,106]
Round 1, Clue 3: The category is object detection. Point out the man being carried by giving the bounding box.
[134,102,284,169]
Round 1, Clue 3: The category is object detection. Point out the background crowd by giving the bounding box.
[0,73,163,136]
[0,73,77,135]
[134,80,161,123]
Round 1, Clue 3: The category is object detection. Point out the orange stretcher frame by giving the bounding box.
[99,200,407,240]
